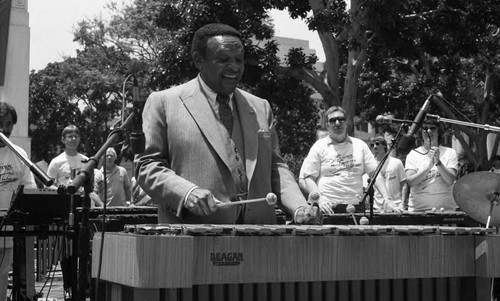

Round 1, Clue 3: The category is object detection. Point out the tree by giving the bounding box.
[29,45,136,159]
[30,0,320,172]
[29,63,84,158]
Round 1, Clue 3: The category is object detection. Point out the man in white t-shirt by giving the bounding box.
[368,136,407,210]
[405,120,458,212]
[0,103,36,301]
[47,125,102,205]
[47,125,89,187]
[300,106,401,214]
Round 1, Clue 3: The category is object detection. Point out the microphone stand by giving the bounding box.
[361,124,406,221]
[66,112,136,301]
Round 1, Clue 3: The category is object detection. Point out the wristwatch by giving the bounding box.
[435,160,442,166]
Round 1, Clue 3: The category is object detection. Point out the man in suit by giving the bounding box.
[135,23,319,224]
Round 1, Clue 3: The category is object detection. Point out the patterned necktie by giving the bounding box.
[216,94,233,134]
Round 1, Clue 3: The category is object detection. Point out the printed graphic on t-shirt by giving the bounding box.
[420,169,440,190]
[0,163,18,185]
[322,154,355,176]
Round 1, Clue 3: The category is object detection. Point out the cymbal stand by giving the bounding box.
[486,193,499,228]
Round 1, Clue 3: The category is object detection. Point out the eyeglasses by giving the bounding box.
[328,117,346,124]
[422,126,438,131]
[66,135,80,140]
[370,142,381,147]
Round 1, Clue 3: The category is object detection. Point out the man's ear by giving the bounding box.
[192,51,202,70]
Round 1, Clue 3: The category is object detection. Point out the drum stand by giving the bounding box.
[10,222,75,301]
[12,223,29,301]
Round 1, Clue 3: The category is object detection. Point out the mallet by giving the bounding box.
[217,193,277,208]
[346,204,358,225]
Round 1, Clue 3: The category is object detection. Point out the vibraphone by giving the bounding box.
[92,224,500,301]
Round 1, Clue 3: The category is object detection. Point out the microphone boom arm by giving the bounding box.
[0,132,54,186]
[427,114,500,133]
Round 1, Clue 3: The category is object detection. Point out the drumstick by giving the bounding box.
[217,193,277,208]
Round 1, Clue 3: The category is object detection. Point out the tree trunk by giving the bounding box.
[308,0,341,107]
[342,0,366,134]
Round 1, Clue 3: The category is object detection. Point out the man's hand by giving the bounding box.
[184,188,220,216]
[294,204,323,225]
[383,198,403,213]
[317,196,335,215]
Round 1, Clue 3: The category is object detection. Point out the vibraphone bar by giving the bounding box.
[322,211,480,227]
[92,224,500,301]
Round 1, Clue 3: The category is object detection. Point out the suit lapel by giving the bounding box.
[234,90,259,181]
[181,80,233,168]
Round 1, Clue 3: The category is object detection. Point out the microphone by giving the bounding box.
[376,115,413,124]
[397,95,433,155]
[130,77,145,154]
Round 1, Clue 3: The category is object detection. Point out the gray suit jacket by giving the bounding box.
[135,78,306,224]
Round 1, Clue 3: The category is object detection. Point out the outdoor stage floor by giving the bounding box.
[8,267,87,301]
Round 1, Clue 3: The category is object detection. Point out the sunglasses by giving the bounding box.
[328,117,346,124]
[422,126,438,131]
[370,142,381,147]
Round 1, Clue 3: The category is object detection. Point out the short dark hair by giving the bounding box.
[191,23,243,58]
[0,102,17,124]
[62,125,81,138]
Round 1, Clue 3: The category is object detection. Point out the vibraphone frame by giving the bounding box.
[92,225,500,301]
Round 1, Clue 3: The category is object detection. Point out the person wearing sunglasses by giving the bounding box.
[300,106,400,215]
[404,120,458,212]
[368,136,407,211]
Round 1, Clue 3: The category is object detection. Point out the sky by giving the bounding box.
[28,0,325,71]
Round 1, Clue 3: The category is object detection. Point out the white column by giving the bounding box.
[0,0,31,156]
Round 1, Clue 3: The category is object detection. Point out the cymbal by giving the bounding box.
[453,171,500,226]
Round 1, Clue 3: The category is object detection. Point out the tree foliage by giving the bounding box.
[29,40,138,158]
[357,0,500,170]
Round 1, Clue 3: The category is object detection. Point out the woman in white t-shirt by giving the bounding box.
[405,120,458,212]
